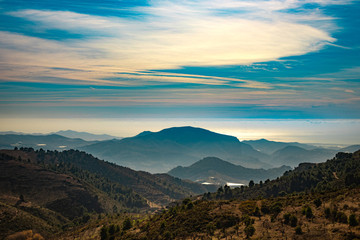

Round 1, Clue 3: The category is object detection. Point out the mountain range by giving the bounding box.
[0,126,358,173]
[0,134,94,150]
[80,126,272,172]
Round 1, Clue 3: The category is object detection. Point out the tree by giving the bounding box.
[314,199,322,208]
[244,225,255,238]
[290,215,298,227]
[100,226,108,240]
[122,217,132,231]
[349,214,359,226]
[249,180,255,188]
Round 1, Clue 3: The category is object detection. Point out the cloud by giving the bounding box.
[4,0,340,73]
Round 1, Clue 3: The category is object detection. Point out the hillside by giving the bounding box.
[81,126,270,173]
[0,152,120,238]
[115,150,360,240]
[0,148,215,207]
[0,148,217,239]
[168,157,291,185]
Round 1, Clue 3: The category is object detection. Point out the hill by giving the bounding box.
[168,157,291,185]
[242,138,316,154]
[0,152,120,238]
[0,134,94,151]
[0,148,216,238]
[0,148,215,207]
[81,126,270,173]
[116,150,360,240]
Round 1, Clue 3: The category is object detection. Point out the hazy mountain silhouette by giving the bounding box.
[0,134,94,150]
[242,138,316,155]
[340,145,360,153]
[168,157,291,185]
[270,146,337,167]
[81,126,271,173]
[54,130,119,141]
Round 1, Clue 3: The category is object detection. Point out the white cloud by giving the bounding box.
[1,0,351,86]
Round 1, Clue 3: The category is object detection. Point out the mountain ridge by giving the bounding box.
[168,156,291,185]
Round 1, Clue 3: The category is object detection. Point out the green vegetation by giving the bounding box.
[1,148,360,239]
[115,150,360,239]
[0,148,214,239]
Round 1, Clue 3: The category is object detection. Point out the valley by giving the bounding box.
[0,127,359,239]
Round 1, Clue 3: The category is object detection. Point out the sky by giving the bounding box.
[0,0,359,144]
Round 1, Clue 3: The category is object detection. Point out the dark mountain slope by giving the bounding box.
[168,157,290,185]
[1,148,214,207]
[212,150,360,201]
[81,126,270,173]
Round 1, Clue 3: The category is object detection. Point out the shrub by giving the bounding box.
[314,199,322,208]
[295,226,302,235]
[349,214,359,227]
[325,208,331,219]
[244,225,255,238]
[290,215,298,227]
[336,211,348,223]
[283,213,291,225]
[122,217,132,231]
[302,206,313,219]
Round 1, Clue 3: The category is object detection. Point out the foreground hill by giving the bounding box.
[0,148,216,239]
[81,126,270,173]
[168,157,291,185]
[0,152,124,238]
[116,150,360,240]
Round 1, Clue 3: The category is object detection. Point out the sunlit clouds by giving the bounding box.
[0,0,359,135]
[2,0,339,84]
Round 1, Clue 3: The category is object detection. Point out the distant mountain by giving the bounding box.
[54,130,120,141]
[0,134,94,150]
[81,126,271,173]
[270,145,337,167]
[340,145,360,153]
[168,157,291,185]
[242,138,316,155]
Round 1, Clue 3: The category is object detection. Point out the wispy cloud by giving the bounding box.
[1,0,344,87]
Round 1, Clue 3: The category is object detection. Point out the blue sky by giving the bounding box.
[0,0,359,142]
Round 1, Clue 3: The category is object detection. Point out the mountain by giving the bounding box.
[54,130,120,141]
[270,146,337,167]
[0,151,122,238]
[0,148,215,207]
[0,148,216,238]
[168,157,291,185]
[0,134,94,150]
[81,126,271,173]
[242,138,316,155]
[340,144,360,153]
